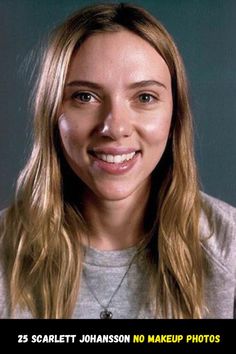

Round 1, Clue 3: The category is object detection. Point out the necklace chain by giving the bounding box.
[83,250,139,319]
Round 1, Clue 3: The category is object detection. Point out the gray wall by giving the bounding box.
[0,0,235,208]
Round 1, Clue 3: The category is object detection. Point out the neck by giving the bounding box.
[82,184,150,251]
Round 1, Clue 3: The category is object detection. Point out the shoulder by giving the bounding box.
[199,192,236,275]
[0,208,10,317]
[0,261,9,318]
[0,230,9,318]
[200,192,236,221]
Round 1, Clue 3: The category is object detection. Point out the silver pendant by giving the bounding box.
[100,309,113,319]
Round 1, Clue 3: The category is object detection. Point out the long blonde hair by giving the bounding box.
[1,3,203,318]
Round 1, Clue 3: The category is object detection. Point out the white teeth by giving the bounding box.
[107,154,113,163]
[114,155,121,163]
[95,152,136,163]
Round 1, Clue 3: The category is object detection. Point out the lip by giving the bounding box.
[89,150,141,175]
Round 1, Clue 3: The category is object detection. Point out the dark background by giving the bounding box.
[0,0,235,209]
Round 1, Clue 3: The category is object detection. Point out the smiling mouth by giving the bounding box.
[89,151,140,164]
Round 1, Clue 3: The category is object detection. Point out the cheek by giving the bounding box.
[58,116,89,177]
[139,113,172,146]
[58,114,87,152]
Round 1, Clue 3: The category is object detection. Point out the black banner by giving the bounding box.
[0,319,234,353]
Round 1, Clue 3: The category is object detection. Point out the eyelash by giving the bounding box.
[71,91,158,104]
[138,93,158,104]
[71,91,97,103]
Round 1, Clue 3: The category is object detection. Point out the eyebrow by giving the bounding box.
[66,79,167,90]
[66,80,102,90]
[129,80,167,90]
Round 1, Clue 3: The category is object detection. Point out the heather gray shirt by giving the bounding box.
[0,192,235,318]
[74,245,151,319]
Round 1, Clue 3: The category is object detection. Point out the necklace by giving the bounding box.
[83,250,139,319]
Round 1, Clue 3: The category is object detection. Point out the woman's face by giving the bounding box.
[59,30,173,201]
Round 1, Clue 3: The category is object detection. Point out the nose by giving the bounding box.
[98,100,133,140]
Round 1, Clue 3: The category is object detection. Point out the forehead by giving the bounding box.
[67,30,171,88]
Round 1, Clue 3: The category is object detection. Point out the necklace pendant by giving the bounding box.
[100,309,113,319]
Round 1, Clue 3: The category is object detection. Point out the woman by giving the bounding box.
[0,3,235,319]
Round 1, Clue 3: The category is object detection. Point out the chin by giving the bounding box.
[92,183,139,202]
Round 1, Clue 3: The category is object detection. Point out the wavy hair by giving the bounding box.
[1,3,203,318]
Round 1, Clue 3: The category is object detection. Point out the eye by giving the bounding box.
[138,93,156,103]
[72,92,96,103]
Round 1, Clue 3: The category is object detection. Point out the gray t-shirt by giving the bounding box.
[0,192,235,318]
[73,245,152,319]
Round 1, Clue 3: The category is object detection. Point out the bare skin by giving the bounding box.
[59,30,173,250]
[81,177,150,250]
